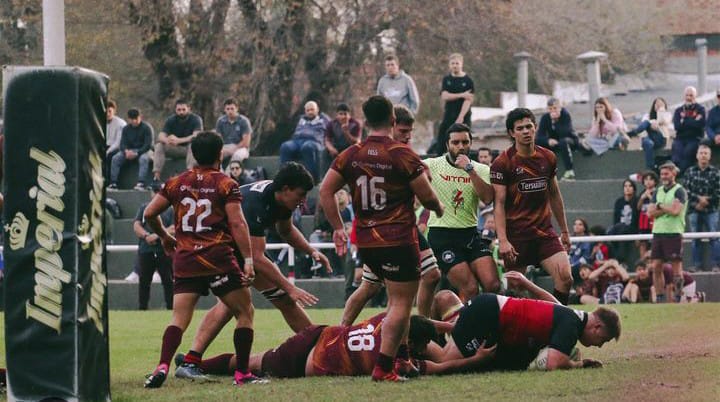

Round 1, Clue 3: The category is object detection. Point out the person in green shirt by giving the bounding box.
[648,161,688,302]
[425,123,499,301]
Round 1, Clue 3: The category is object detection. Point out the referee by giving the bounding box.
[425,123,499,301]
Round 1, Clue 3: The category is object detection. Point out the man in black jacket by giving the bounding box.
[109,108,154,190]
[535,98,578,180]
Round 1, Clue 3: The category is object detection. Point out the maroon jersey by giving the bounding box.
[331,136,424,248]
[312,313,386,376]
[160,167,243,278]
[490,145,558,241]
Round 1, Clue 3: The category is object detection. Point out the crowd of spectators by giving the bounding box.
[107,55,720,308]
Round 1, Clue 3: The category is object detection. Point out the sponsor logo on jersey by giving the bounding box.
[452,189,465,213]
[368,148,378,156]
[515,167,525,175]
[518,177,548,192]
[440,174,470,183]
[490,171,503,181]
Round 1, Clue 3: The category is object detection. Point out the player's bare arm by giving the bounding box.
[546,348,601,370]
[454,154,494,204]
[492,183,518,263]
[143,193,175,255]
[409,173,444,217]
[226,201,254,282]
[276,218,332,274]
[251,235,318,307]
[319,169,349,256]
[504,271,560,303]
[548,177,571,250]
[422,341,496,375]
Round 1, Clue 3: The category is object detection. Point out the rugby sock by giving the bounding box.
[376,353,394,372]
[159,325,183,367]
[183,350,202,365]
[553,289,569,305]
[396,344,409,360]
[234,327,254,373]
[200,353,234,375]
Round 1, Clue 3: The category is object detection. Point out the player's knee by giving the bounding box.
[461,284,479,298]
[421,267,441,285]
[434,289,457,305]
[483,278,501,294]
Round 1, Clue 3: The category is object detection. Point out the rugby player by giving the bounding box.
[425,123,499,301]
[320,95,444,381]
[341,105,441,325]
[425,272,619,372]
[188,312,494,378]
[143,131,265,387]
[491,108,574,304]
[173,162,332,380]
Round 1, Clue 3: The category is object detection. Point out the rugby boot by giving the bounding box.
[175,362,212,382]
[371,366,408,382]
[144,365,168,388]
[233,370,269,386]
[394,359,420,378]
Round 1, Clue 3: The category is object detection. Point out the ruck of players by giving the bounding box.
[130,94,621,390]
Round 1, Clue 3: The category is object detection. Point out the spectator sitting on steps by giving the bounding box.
[580,97,629,156]
[108,108,154,190]
[279,101,330,181]
[215,97,253,165]
[536,98,578,180]
[151,99,203,185]
[626,97,673,170]
[671,86,706,172]
[706,89,720,148]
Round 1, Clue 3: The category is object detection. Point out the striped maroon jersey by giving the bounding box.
[160,167,242,277]
[331,136,424,248]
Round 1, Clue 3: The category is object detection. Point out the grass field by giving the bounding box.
[1,304,720,401]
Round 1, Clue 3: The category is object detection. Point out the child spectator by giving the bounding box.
[575,263,598,305]
[589,225,610,267]
[588,259,629,304]
[569,218,592,281]
[623,260,655,303]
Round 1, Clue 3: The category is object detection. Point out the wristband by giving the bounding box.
[244,257,253,265]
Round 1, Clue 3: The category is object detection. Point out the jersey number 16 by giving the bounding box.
[356,175,386,211]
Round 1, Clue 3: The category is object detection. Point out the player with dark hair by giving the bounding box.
[341,105,441,324]
[182,314,468,379]
[424,272,620,372]
[142,131,265,388]
[425,122,498,302]
[320,95,444,381]
[491,108,573,304]
[172,161,332,381]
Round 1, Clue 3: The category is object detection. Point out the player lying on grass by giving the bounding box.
[182,312,496,379]
[425,272,620,371]
[173,162,333,381]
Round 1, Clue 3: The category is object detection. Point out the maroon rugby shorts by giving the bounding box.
[260,325,328,378]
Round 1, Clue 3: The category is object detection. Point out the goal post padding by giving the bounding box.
[2,66,110,402]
